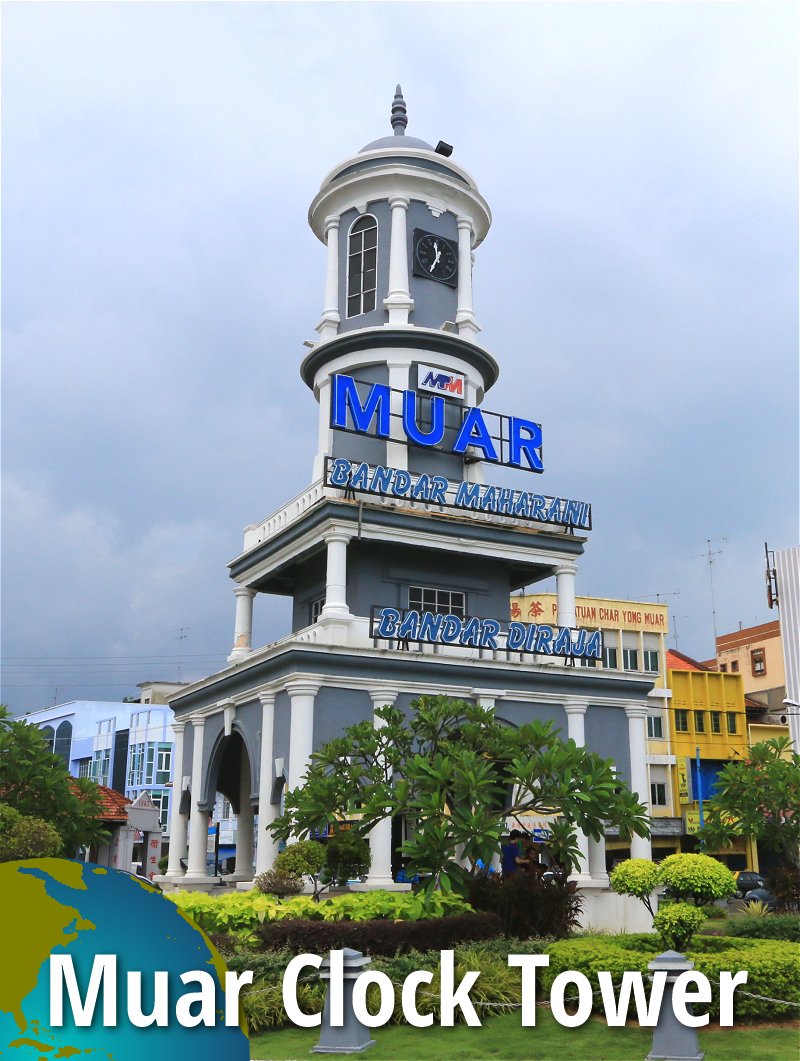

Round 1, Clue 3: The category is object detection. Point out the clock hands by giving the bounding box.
[429,240,442,273]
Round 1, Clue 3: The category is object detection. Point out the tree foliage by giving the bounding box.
[274,840,327,899]
[610,858,660,916]
[0,706,107,854]
[271,695,650,894]
[612,853,736,914]
[0,804,62,861]
[652,902,706,952]
[658,853,737,906]
[697,738,800,870]
[323,829,371,886]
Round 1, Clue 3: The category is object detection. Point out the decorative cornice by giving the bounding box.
[300,327,499,392]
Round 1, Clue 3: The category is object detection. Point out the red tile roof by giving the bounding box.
[96,785,132,821]
[666,649,711,672]
[70,781,131,821]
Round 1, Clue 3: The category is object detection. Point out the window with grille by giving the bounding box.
[731,660,739,672]
[310,596,325,624]
[675,709,689,733]
[710,711,722,733]
[750,649,766,677]
[643,649,659,672]
[347,215,378,318]
[622,648,639,671]
[128,743,145,787]
[726,712,738,734]
[408,586,465,618]
[603,646,618,669]
[694,711,705,733]
[90,749,110,786]
[647,715,663,739]
[155,745,171,785]
[77,759,91,778]
[150,790,170,831]
[650,782,667,807]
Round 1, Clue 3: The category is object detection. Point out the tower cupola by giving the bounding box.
[304,87,497,483]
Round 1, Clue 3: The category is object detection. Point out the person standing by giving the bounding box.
[501,829,524,876]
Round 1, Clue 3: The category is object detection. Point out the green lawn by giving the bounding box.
[250,1008,800,1060]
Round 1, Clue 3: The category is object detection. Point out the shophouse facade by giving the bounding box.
[25,696,176,835]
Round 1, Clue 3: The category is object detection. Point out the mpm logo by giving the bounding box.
[419,368,464,397]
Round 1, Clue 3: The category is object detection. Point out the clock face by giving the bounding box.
[413,229,458,287]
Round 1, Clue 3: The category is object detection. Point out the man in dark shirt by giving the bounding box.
[501,829,524,876]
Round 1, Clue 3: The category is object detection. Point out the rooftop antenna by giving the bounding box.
[391,84,407,135]
[697,537,726,648]
[670,614,688,651]
[176,627,190,682]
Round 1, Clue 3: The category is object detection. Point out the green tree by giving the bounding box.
[324,829,371,886]
[271,695,650,895]
[697,738,800,871]
[0,706,107,854]
[274,840,327,900]
[0,804,62,861]
[658,852,737,906]
[610,858,660,916]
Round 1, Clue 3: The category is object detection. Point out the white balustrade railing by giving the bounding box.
[241,470,580,554]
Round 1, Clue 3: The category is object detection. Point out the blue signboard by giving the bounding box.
[330,373,544,473]
[370,606,603,658]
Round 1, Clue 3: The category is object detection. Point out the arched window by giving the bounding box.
[40,725,55,751]
[54,720,72,764]
[347,215,378,318]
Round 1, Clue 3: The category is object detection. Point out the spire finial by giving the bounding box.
[391,84,408,136]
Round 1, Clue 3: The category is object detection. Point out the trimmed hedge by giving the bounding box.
[168,888,470,935]
[258,910,503,956]
[543,935,800,1022]
[725,914,800,942]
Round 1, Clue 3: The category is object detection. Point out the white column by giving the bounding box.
[233,747,254,880]
[164,722,188,879]
[625,702,653,860]
[320,532,352,619]
[456,217,479,337]
[588,837,608,882]
[383,194,414,326]
[316,215,340,341]
[564,699,591,879]
[184,718,209,880]
[255,693,280,874]
[555,563,577,628]
[464,379,485,484]
[228,586,255,663]
[313,376,333,482]
[286,680,321,797]
[386,360,409,469]
[363,688,399,888]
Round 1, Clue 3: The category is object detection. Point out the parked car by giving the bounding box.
[742,887,777,911]
[734,870,766,897]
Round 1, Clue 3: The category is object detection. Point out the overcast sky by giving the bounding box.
[2,1,797,714]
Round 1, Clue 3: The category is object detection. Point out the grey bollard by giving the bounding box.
[647,950,704,1061]
[313,948,377,1054]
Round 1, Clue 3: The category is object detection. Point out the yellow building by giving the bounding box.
[665,653,757,869]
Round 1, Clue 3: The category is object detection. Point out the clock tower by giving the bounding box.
[305,86,494,483]
[163,90,655,929]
